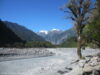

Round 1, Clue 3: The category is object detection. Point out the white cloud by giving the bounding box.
[51,29,60,31]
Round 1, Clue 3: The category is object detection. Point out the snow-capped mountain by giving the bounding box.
[37,29,62,37]
[37,28,76,45]
[39,30,48,35]
[38,29,61,35]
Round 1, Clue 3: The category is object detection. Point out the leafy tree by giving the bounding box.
[61,0,95,59]
[83,0,100,48]
[97,0,100,13]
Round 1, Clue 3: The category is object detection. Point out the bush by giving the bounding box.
[25,41,55,48]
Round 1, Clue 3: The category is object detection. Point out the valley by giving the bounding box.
[0,20,77,47]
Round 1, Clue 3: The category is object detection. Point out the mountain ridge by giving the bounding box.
[0,20,25,47]
[37,28,77,45]
[4,21,46,42]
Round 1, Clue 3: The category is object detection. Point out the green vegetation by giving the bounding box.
[4,21,45,42]
[60,37,77,48]
[83,18,100,48]
[25,41,55,48]
[83,0,100,48]
[62,0,95,59]
[0,20,55,48]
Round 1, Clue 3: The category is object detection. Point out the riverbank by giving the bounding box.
[0,48,100,75]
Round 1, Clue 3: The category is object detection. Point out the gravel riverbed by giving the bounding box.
[0,48,100,75]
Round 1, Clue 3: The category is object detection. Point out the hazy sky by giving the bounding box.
[0,0,73,32]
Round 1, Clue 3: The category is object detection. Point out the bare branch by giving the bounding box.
[64,10,72,14]
[64,16,76,21]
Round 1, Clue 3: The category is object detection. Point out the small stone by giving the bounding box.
[71,60,79,64]
[97,53,100,58]
[89,59,98,66]
[91,57,98,62]
[97,58,100,62]
[86,55,93,58]
[78,60,86,67]
[41,68,44,70]
[65,67,72,70]
[57,70,68,74]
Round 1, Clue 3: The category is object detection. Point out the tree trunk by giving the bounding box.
[77,35,82,59]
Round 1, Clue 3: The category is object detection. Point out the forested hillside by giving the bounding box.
[4,21,45,42]
[0,20,25,47]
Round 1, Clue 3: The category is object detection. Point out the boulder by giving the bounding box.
[65,53,100,75]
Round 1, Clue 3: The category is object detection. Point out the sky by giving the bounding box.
[0,0,73,32]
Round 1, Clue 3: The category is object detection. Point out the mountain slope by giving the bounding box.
[0,20,24,47]
[60,36,77,47]
[37,28,76,45]
[44,29,63,44]
[37,29,63,44]
[57,28,77,44]
[4,21,45,42]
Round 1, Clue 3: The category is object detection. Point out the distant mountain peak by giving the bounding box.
[39,30,48,35]
[37,28,76,45]
[39,29,62,35]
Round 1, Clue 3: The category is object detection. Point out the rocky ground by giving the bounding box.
[0,48,54,61]
[57,52,100,75]
[0,48,100,75]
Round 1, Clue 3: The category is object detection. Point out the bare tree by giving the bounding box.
[62,0,95,59]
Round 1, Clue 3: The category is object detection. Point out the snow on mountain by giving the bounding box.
[37,28,76,45]
[39,30,48,35]
[39,29,61,34]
